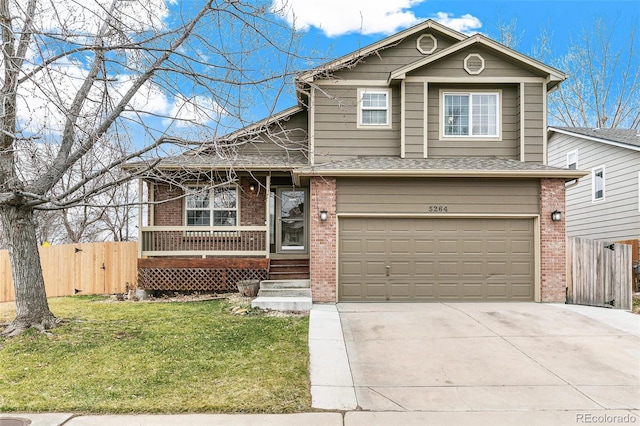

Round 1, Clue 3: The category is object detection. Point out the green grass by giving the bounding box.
[0,296,310,414]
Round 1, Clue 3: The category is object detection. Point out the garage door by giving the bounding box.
[339,218,534,302]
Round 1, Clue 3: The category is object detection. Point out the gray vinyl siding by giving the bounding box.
[313,86,401,163]
[548,132,640,241]
[336,177,539,215]
[330,32,458,81]
[523,83,544,163]
[405,82,424,158]
[426,83,520,158]
[239,110,309,156]
[408,45,548,79]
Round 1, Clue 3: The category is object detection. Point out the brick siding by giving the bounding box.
[309,177,337,302]
[239,176,266,226]
[540,178,567,302]
[153,183,183,226]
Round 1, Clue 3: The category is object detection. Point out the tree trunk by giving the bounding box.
[0,204,58,337]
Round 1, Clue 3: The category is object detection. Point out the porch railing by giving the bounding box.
[139,226,268,257]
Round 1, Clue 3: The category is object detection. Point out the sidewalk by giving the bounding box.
[0,413,343,426]
[4,410,639,426]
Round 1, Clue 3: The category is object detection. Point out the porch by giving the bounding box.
[134,165,313,293]
[137,173,311,258]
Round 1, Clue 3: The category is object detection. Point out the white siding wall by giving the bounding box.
[548,132,640,241]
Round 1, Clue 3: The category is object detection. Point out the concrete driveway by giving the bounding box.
[336,302,640,412]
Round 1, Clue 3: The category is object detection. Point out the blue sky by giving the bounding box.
[277,0,638,57]
[265,0,638,113]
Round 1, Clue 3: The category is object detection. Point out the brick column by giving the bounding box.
[309,176,337,302]
[540,178,567,302]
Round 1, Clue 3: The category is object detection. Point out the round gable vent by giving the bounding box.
[417,34,437,55]
[464,53,485,75]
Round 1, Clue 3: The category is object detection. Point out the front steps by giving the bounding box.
[251,279,312,312]
[268,258,310,280]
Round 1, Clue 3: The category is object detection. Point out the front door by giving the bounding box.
[276,188,307,254]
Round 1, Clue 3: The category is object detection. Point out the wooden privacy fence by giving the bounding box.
[567,237,632,310]
[0,242,138,303]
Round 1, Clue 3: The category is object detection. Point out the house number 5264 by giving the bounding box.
[428,205,448,213]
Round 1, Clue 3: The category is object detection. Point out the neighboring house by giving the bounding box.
[129,20,585,304]
[548,127,640,241]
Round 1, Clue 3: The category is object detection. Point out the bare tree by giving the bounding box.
[494,15,639,129]
[494,16,524,50]
[0,0,302,336]
[550,18,639,129]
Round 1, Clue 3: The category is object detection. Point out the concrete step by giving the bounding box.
[257,288,312,298]
[251,296,312,312]
[260,279,310,289]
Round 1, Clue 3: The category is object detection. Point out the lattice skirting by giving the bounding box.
[138,267,267,292]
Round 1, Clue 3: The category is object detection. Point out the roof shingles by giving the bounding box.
[298,156,573,173]
[550,127,640,148]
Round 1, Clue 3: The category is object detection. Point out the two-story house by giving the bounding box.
[130,20,585,305]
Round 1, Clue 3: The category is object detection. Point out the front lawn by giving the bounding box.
[0,295,310,413]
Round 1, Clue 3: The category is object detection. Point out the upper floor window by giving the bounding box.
[358,88,391,128]
[186,185,238,226]
[592,166,605,202]
[567,150,578,170]
[443,92,499,137]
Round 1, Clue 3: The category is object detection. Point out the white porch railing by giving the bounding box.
[139,226,268,257]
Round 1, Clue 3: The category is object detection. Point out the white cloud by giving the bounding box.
[272,0,425,37]
[271,1,483,37]
[431,12,482,35]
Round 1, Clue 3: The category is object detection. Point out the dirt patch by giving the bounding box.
[104,291,308,317]
[104,291,224,303]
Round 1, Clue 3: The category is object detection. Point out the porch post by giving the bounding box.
[265,175,271,259]
[137,178,143,259]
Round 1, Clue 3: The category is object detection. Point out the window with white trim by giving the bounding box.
[567,150,578,170]
[443,92,499,137]
[186,185,238,226]
[358,89,390,127]
[592,166,605,202]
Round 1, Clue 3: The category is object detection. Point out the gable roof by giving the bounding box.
[388,34,567,89]
[214,105,304,143]
[297,19,467,83]
[549,127,640,152]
